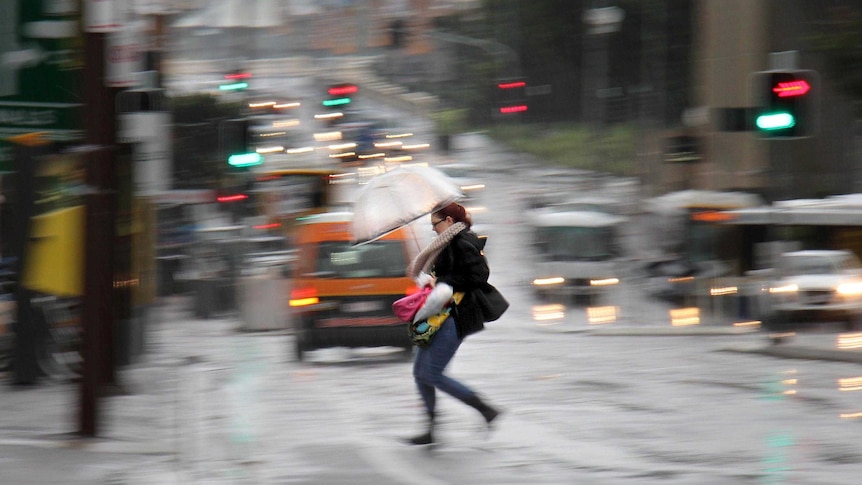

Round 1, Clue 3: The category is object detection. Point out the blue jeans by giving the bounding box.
[413,316,476,415]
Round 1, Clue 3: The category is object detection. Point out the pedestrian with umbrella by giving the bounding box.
[351,166,507,445]
[402,202,504,445]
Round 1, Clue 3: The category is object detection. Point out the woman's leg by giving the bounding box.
[412,345,435,415]
[413,316,476,404]
[409,317,500,444]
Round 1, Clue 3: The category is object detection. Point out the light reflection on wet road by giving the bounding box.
[147,152,862,483]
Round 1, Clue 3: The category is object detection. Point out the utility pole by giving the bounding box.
[8,134,51,386]
[79,5,120,437]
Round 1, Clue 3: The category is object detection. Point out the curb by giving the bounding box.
[722,344,862,364]
[586,326,759,337]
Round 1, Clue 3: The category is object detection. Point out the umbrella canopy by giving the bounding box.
[351,165,464,245]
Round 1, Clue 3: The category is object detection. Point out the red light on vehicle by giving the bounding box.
[773,80,810,98]
[217,194,248,203]
[498,81,526,89]
[500,105,528,114]
[225,72,252,80]
[253,222,281,230]
[690,210,736,222]
[328,85,358,96]
[289,287,319,307]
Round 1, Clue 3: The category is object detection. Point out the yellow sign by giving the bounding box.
[22,205,85,297]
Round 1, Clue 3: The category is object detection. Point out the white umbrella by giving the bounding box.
[351,165,464,245]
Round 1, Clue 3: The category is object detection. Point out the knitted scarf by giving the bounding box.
[407,222,467,279]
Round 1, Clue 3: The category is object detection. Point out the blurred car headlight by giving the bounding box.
[590,277,619,286]
[668,276,694,284]
[532,303,565,322]
[533,276,565,286]
[769,283,798,294]
[837,281,862,297]
[710,285,737,296]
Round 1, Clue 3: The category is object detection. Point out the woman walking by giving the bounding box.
[404,202,504,445]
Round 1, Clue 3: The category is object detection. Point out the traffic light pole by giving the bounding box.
[79,28,120,438]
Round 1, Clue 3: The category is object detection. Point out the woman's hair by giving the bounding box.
[434,202,472,229]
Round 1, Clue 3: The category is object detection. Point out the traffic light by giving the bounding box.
[219,71,252,91]
[752,70,817,138]
[219,119,262,169]
[496,79,528,115]
[323,83,358,107]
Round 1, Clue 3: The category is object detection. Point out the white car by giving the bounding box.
[767,250,862,329]
[526,207,627,303]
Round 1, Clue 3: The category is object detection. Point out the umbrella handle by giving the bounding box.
[407,221,422,259]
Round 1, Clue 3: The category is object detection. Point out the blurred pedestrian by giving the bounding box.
[404,202,504,445]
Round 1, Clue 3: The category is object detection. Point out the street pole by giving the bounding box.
[582,6,625,171]
[583,7,625,126]
[79,25,120,437]
[8,134,51,386]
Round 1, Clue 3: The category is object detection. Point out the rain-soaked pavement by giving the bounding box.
[3,135,862,483]
[5,293,862,484]
[182,295,862,484]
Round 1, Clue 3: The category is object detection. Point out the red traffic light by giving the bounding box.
[225,72,252,80]
[772,80,810,98]
[217,194,249,203]
[751,69,818,138]
[328,85,358,96]
[500,105,528,114]
[498,81,526,89]
[496,78,528,115]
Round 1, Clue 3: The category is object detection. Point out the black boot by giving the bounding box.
[405,412,435,445]
[466,395,500,427]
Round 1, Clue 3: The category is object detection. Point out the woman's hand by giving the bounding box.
[414,271,435,288]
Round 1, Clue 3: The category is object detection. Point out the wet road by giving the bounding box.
[137,299,862,484]
[104,69,862,483]
[128,154,862,484]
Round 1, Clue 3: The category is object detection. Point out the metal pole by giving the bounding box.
[9,137,50,386]
[79,26,120,437]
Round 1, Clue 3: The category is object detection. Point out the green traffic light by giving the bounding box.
[756,112,796,130]
[322,97,351,107]
[219,82,249,91]
[228,152,263,167]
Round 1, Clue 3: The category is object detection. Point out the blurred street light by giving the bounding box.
[582,6,625,125]
[583,7,626,35]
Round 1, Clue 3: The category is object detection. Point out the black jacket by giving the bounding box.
[432,231,490,339]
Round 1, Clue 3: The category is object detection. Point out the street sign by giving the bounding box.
[117,89,170,195]
[0,0,85,161]
[0,101,84,139]
[106,28,144,87]
[84,0,122,33]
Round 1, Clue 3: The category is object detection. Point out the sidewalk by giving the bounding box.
[0,298,197,484]
[723,329,862,364]
[0,296,416,485]
[2,297,862,484]
[586,321,862,364]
